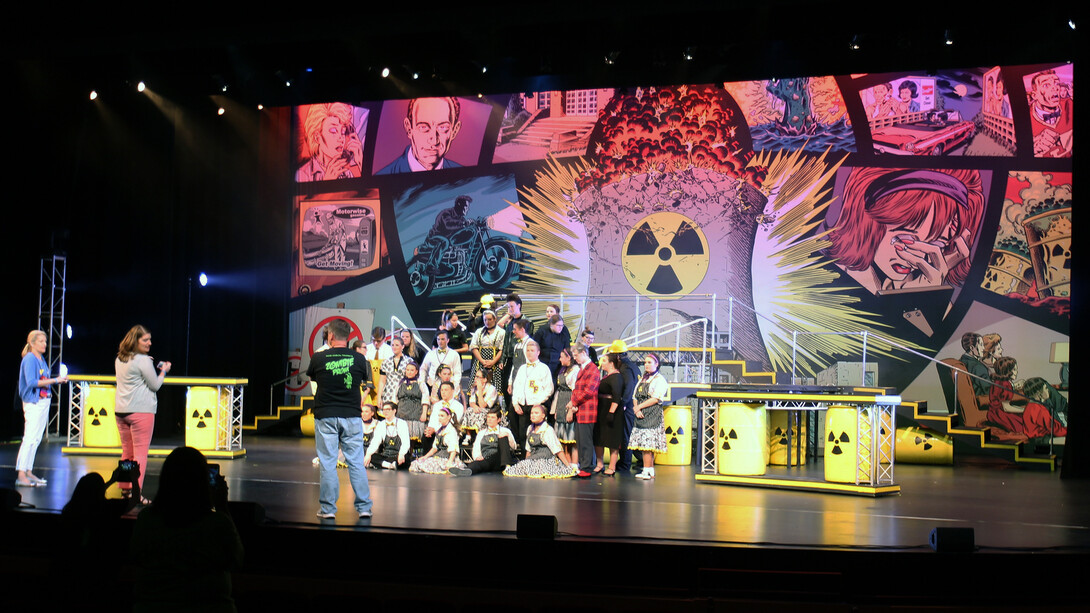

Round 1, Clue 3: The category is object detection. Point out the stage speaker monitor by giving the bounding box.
[929,527,975,553]
[517,514,557,540]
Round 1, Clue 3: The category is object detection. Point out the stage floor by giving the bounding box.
[4,435,1089,552]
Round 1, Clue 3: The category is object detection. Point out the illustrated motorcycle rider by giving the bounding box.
[425,195,472,275]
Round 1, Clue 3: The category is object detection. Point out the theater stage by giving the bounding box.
[3,434,1088,609]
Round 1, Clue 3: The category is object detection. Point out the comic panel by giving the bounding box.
[392,175,524,323]
[294,103,369,182]
[580,84,760,192]
[861,70,1013,157]
[372,97,491,175]
[293,191,385,297]
[902,300,1068,443]
[981,171,1071,315]
[723,76,855,153]
[492,89,614,163]
[1022,64,1073,158]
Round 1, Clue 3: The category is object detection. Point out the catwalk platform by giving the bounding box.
[3,434,1088,610]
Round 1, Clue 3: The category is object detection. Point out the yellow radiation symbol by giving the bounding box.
[621,212,709,299]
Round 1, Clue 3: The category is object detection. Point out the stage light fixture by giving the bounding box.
[381,67,390,78]
[66,324,73,339]
[137,81,146,92]
[257,104,264,110]
[217,108,225,115]
[199,272,208,287]
[604,51,619,65]
[1068,18,1075,29]
[412,72,419,80]
[285,80,292,87]
[481,66,487,74]
[683,46,695,61]
[306,67,313,73]
[89,90,98,100]
[477,93,483,98]
[849,35,860,50]
[222,85,228,92]
[944,30,953,45]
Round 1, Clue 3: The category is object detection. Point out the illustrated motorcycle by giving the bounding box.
[406,217,519,298]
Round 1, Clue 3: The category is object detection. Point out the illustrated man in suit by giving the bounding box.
[377,97,462,174]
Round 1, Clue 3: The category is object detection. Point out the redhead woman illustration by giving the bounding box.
[828,167,985,294]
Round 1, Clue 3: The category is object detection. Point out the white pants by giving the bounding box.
[17,396,50,471]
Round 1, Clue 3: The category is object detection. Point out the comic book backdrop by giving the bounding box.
[282,66,1072,445]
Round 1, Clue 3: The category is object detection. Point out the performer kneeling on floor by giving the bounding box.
[450,407,516,476]
[502,405,576,479]
[365,402,411,469]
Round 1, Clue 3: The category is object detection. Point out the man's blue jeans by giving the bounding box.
[315,416,373,515]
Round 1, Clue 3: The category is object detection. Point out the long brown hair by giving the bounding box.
[118,325,150,363]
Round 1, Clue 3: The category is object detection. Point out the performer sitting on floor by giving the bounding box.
[449,407,516,476]
[361,404,379,452]
[365,402,411,469]
[410,406,466,474]
[502,405,576,479]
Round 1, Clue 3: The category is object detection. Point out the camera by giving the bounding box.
[208,463,221,486]
[117,459,140,483]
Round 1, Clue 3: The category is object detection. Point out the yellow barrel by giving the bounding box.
[656,405,692,466]
[769,411,807,466]
[185,386,225,450]
[84,384,120,447]
[300,411,315,437]
[716,402,768,476]
[824,405,873,483]
[895,426,953,465]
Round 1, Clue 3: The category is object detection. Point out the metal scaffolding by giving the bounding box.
[39,255,67,438]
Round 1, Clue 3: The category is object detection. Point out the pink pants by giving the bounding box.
[116,413,155,489]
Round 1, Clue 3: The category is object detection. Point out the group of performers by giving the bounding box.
[333,293,671,480]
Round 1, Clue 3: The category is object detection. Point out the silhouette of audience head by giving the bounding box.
[153,446,216,521]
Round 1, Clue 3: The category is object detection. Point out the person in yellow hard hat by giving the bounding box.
[468,294,496,334]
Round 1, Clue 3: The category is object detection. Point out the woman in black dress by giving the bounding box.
[594,353,624,476]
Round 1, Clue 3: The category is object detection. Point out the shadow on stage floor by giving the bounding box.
[3,435,1088,610]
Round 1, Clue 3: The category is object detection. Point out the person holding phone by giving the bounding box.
[115,325,170,502]
[16,330,67,487]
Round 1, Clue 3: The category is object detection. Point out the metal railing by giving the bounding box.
[618,318,709,383]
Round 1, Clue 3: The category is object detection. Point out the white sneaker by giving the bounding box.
[316,511,335,519]
[635,469,651,480]
[381,461,394,469]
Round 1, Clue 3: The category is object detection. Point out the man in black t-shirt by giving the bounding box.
[306,319,374,520]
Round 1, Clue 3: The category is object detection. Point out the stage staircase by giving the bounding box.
[244,397,313,432]
[901,399,1058,471]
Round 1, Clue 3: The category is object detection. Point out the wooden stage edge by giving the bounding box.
[62,446,247,459]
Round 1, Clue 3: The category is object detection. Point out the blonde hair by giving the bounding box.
[117,325,150,363]
[22,330,45,358]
